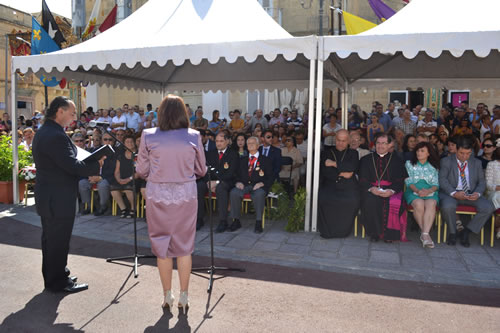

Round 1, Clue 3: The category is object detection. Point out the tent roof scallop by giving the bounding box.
[13,0,317,92]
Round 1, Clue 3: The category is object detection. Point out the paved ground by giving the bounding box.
[1,201,500,289]
[1,217,499,333]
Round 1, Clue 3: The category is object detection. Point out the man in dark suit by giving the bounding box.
[205,132,240,233]
[439,136,496,247]
[259,129,281,182]
[32,97,105,293]
[229,136,273,233]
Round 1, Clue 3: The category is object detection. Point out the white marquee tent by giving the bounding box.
[308,0,500,232]
[11,0,319,221]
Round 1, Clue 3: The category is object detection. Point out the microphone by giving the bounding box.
[88,120,110,128]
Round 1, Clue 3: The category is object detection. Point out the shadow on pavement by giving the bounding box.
[2,216,500,309]
[0,292,82,332]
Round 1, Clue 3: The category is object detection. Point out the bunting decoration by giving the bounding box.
[368,0,396,21]
[31,17,60,87]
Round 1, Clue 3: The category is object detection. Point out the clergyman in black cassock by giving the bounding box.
[206,132,240,232]
[318,130,360,238]
[32,97,102,292]
[358,133,408,242]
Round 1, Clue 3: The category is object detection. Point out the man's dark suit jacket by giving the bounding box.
[206,147,239,187]
[205,139,216,153]
[236,153,274,193]
[259,145,281,181]
[439,153,486,196]
[32,119,100,218]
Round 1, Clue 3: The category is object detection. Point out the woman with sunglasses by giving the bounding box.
[478,137,496,169]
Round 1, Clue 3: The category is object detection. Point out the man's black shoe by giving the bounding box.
[196,219,204,231]
[63,282,88,293]
[229,219,241,232]
[447,233,457,246]
[215,221,227,233]
[370,235,379,242]
[254,221,263,234]
[460,228,471,248]
[94,206,107,217]
[81,208,91,215]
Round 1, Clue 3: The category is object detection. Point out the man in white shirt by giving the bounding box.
[417,110,438,137]
[125,105,141,133]
[110,108,127,131]
[96,109,112,124]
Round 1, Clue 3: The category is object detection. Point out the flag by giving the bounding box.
[98,5,118,34]
[368,0,396,21]
[82,0,102,39]
[8,31,31,56]
[42,0,66,48]
[342,11,377,35]
[31,17,60,87]
[402,0,410,3]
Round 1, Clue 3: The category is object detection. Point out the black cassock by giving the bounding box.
[358,152,407,241]
[318,148,360,238]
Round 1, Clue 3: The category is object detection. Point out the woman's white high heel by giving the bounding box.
[162,290,175,310]
[178,291,189,312]
[421,232,435,249]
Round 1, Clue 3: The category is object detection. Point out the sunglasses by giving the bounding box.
[483,144,494,148]
[265,136,272,139]
[439,133,447,136]
[103,138,113,142]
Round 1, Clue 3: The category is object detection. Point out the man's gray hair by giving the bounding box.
[247,136,259,145]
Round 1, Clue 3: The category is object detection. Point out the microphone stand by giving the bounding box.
[96,125,155,278]
[191,163,245,293]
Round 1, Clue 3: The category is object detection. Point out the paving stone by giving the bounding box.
[200,232,236,246]
[225,235,258,250]
[286,235,314,246]
[370,242,399,252]
[342,236,370,247]
[369,250,400,265]
[460,253,497,267]
[401,257,432,269]
[427,249,461,260]
[309,250,339,260]
[278,243,310,255]
[431,257,467,271]
[260,232,288,243]
[339,245,369,260]
[311,239,342,252]
[252,240,281,251]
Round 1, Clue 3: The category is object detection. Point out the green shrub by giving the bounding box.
[0,136,33,181]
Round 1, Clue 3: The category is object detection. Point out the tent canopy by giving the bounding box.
[13,0,316,92]
[321,0,500,87]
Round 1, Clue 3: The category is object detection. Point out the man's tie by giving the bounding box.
[218,151,224,160]
[248,156,257,177]
[264,147,269,156]
[459,161,469,193]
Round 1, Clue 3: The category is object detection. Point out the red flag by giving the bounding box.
[98,5,117,34]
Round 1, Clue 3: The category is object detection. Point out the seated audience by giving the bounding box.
[404,142,440,248]
[439,136,496,247]
[485,143,500,239]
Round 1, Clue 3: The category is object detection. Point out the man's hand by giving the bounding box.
[88,176,101,183]
[98,156,106,168]
[369,187,382,196]
[118,178,130,185]
[325,159,337,168]
[453,191,468,201]
[253,182,264,191]
[379,189,394,198]
[466,192,480,201]
[339,172,353,179]
[236,182,244,190]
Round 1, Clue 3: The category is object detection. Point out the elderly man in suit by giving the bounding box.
[33,97,105,293]
[230,136,273,233]
[205,132,240,233]
[439,136,496,247]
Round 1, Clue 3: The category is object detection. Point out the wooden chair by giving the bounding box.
[442,205,495,247]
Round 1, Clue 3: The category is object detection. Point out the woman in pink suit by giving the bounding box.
[136,95,206,312]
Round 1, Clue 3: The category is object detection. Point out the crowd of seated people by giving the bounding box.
[4,99,500,245]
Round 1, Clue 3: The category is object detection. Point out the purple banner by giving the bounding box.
[368,0,396,21]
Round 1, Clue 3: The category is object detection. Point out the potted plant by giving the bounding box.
[269,182,306,233]
[0,136,33,204]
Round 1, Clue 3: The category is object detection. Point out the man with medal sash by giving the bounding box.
[439,135,495,247]
[318,130,360,238]
[359,132,408,242]
[205,132,240,233]
[229,136,273,233]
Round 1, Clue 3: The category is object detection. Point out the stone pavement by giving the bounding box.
[1,201,500,289]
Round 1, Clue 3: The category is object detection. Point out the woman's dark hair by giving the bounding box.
[211,110,219,121]
[410,142,440,170]
[232,133,248,151]
[46,96,71,119]
[157,95,189,131]
[286,135,297,147]
[402,134,416,152]
[493,147,500,161]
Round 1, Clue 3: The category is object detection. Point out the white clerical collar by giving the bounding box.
[377,152,388,158]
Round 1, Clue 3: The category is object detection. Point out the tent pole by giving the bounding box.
[11,60,19,204]
[311,57,324,233]
[304,57,316,232]
[342,81,348,129]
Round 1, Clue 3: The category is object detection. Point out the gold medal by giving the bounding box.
[259,170,264,177]
[224,162,229,169]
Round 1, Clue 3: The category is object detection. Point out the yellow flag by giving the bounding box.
[343,11,377,35]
